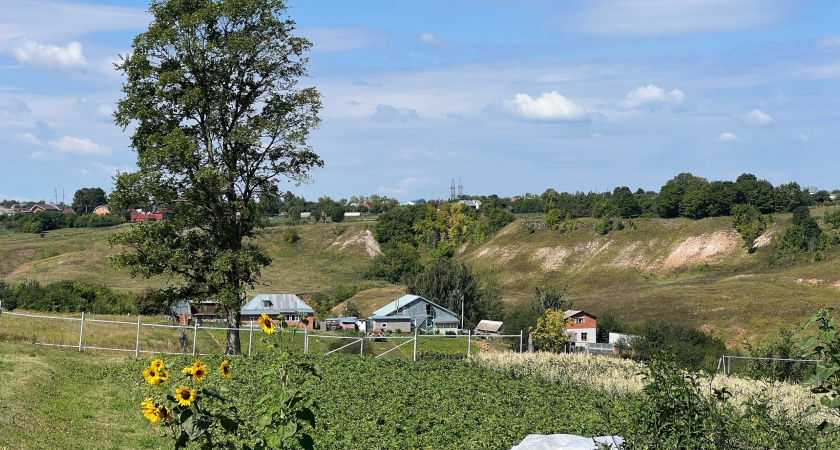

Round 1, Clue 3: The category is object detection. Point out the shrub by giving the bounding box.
[283,227,300,244]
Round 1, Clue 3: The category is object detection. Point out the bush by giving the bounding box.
[283,227,300,244]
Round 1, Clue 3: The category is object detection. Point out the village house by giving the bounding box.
[93,205,110,215]
[30,204,60,213]
[564,310,597,348]
[367,294,460,334]
[241,293,315,330]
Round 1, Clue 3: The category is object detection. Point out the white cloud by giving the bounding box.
[78,168,89,175]
[91,162,132,176]
[28,150,50,161]
[14,132,42,145]
[0,97,30,115]
[717,132,739,141]
[745,109,772,126]
[50,136,110,155]
[571,0,794,37]
[370,104,422,122]
[0,192,29,201]
[798,133,810,142]
[420,33,445,46]
[623,84,685,110]
[6,37,87,70]
[508,91,588,121]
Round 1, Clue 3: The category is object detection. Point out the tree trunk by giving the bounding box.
[226,308,242,355]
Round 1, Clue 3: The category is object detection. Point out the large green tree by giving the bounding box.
[109,0,322,354]
[71,187,108,214]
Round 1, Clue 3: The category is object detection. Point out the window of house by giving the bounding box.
[285,314,299,322]
[581,333,588,341]
[426,304,433,316]
[262,300,272,308]
[574,317,584,324]
[381,323,387,329]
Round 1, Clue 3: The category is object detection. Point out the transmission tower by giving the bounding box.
[450,179,456,201]
[458,178,463,198]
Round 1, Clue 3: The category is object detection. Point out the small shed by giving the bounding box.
[475,320,504,336]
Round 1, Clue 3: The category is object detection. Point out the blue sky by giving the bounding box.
[2,0,840,203]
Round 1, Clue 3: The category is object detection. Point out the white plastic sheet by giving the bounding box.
[510,434,624,450]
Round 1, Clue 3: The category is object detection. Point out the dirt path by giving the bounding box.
[473,339,494,353]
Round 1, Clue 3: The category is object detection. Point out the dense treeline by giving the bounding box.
[0,280,137,314]
[0,211,127,233]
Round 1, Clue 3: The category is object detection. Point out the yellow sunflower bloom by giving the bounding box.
[174,386,196,406]
[258,313,274,334]
[181,366,194,376]
[158,369,169,382]
[220,360,231,378]
[143,367,162,387]
[190,361,207,382]
[150,359,164,371]
[141,398,155,415]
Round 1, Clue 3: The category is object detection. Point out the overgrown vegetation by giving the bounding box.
[0,211,127,233]
[0,279,137,314]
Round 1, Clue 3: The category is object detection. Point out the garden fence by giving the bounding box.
[0,302,524,360]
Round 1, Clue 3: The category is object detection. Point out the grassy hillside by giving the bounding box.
[462,207,840,346]
[4,208,840,347]
[0,223,376,295]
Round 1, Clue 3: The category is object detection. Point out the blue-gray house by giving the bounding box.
[368,294,460,333]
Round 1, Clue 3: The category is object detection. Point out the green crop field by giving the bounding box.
[4,338,840,449]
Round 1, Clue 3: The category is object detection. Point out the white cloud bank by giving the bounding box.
[508,91,588,121]
[717,132,739,141]
[6,37,87,70]
[50,136,110,155]
[623,84,685,110]
[745,109,772,126]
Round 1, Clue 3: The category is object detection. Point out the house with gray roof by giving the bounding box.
[242,294,315,330]
[368,294,460,333]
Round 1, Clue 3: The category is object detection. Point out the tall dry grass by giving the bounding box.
[474,351,838,426]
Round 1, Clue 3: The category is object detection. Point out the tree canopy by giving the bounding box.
[72,187,108,214]
[109,0,321,354]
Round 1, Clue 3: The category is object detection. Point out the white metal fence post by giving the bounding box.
[192,320,198,355]
[413,327,418,362]
[467,329,471,357]
[78,311,85,352]
[135,315,142,357]
[360,336,364,356]
[248,324,253,356]
[519,330,523,353]
[304,327,308,354]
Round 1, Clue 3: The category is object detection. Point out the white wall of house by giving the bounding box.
[567,327,596,344]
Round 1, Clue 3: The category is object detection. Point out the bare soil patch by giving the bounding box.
[330,230,381,257]
[661,230,740,270]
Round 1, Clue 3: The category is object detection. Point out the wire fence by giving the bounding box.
[717,355,821,382]
[0,302,524,360]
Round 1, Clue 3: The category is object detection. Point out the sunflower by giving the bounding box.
[258,313,274,334]
[143,366,162,387]
[142,400,170,424]
[183,360,207,382]
[158,369,170,382]
[174,386,196,406]
[150,359,164,371]
[141,398,155,416]
[220,360,231,378]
